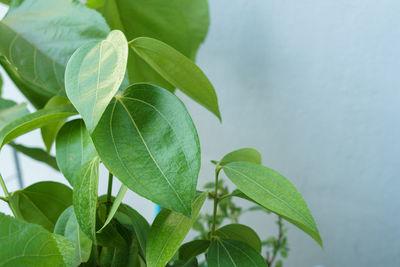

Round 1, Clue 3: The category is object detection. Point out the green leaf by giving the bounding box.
[207,239,267,267]
[0,72,3,95]
[215,224,262,253]
[130,37,221,120]
[95,0,209,92]
[54,206,93,266]
[8,143,59,170]
[219,148,262,166]
[0,104,77,149]
[9,181,72,232]
[97,184,128,233]
[65,30,128,132]
[91,83,201,216]
[73,157,100,241]
[222,162,322,246]
[0,98,29,130]
[179,240,210,262]
[41,96,70,152]
[146,192,207,267]
[0,212,75,267]
[0,0,110,104]
[56,119,98,186]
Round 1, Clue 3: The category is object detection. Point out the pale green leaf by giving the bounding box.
[8,142,59,170]
[56,119,98,186]
[130,37,221,120]
[65,30,128,132]
[91,83,201,216]
[219,148,262,166]
[222,162,322,246]
[215,224,262,253]
[146,192,207,267]
[0,98,29,130]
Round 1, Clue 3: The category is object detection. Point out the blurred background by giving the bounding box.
[1,1,400,266]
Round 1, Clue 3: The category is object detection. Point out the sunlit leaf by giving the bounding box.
[219,148,262,166]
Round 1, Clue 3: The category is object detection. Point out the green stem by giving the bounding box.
[106,172,113,214]
[0,173,19,217]
[211,168,221,238]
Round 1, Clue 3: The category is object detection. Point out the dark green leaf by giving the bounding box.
[41,96,70,152]
[219,148,262,166]
[207,239,267,267]
[9,181,72,232]
[0,0,110,103]
[54,206,93,266]
[0,104,77,148]
[0,212,75,267]
[215,224,262,253]
[0,98,29,130]
[222,162,322,246]
[179,240,210,261]
[8,143,59,170]
[146,192,207,267]
[91,83,201,216]
[65,30,128,132]
[73,157,100,241]
[56,119,98,186]
[130,37,221,120]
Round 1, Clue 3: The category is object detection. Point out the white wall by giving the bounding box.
[1,1,400,266]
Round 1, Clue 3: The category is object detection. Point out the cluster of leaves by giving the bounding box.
[0,0,322,266]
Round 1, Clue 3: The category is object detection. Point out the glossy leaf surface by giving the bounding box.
[222,162,322,246]
[0,212,74,267]
[54,206,93,266]
[219,148,262,166]
[10,181,72,231]
[65,30,128,132]
[56,119,98,186]
[146,192,207,267]
[130,37,220,120]
[215,224,262,253]
[92,83,200,216]
[9,143,59,170]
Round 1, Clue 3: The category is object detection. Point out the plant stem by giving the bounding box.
[211,167,221,238]
[106,172,113,214]
[266,216,284,266]
[0,173,19,218]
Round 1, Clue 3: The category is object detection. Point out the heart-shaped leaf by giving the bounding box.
[91,83,201,216]
[215,224,262,253]
[222,161,322,246]
[65,30,128,132]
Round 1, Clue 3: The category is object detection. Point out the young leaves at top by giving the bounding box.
[91,83,201,216]
[65,30,128,132]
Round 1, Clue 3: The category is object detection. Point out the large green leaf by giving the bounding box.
[0,0,109,104]
[73,157,100,241]
[65,30,128,132]
[54,206,93,266]
[91,83,201,216]
[0,104,77,148]
[0,212,75,267]
[41,96,70,152]
[130,37,221,120]
[207,239,267,267]
[9,181,72,232]
[56,119,98,186]
[222,162,322,246]
[215,224,262,253]
[0,98,29,130]
[179,240,210,262]
[219,148,262,166]
[146,192,207,267]
[8,143,59,170]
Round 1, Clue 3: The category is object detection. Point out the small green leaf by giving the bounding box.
[56,119,98,186]
[0,104,77,148]
[0,212,75,267]
[146,192,207,267]
[54,206,93,266]
[73,157,100,241]
[130,37,221,120]
[41,96,70,152]
[9,181,72,232]
[222,162,322,246]
[8,143,59,170]
[98,184,128,233]
[179,240,210,261]
[65,30,128,132]
[207,239,267,267]
[219,148,262,166]
[215,224,262,253]
[0,98,29,130]
[91,83,201,216]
